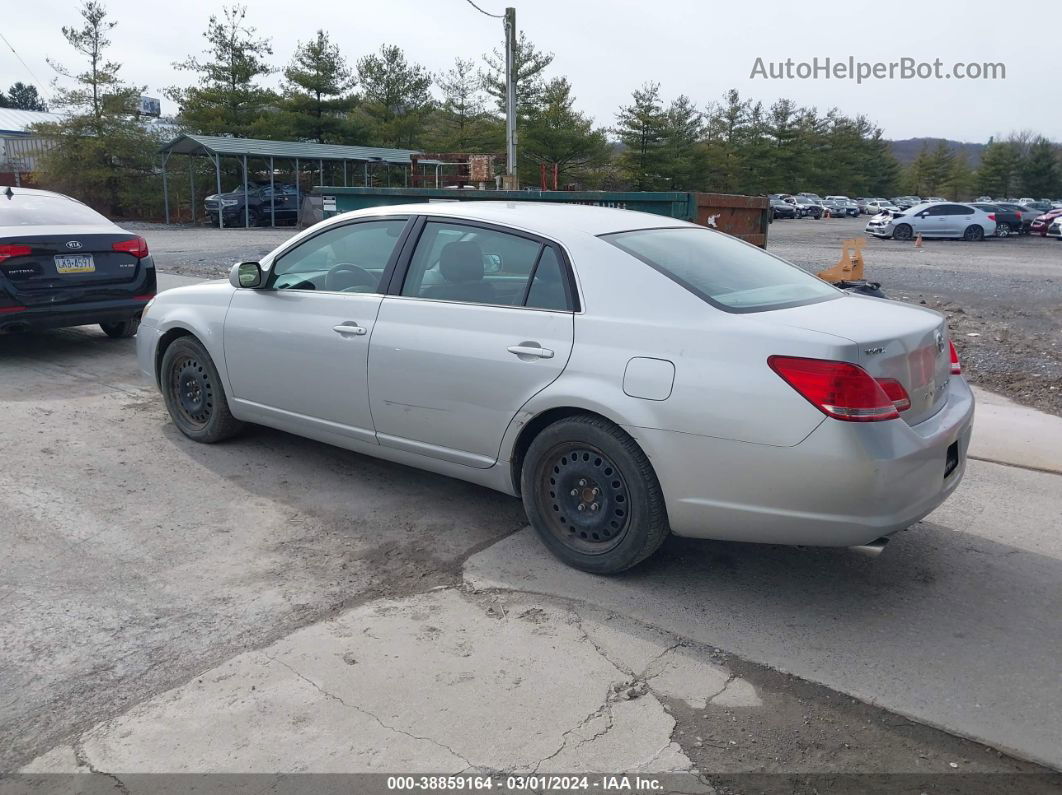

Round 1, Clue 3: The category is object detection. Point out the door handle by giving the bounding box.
[333,322,367,336]
[507,344,554,359]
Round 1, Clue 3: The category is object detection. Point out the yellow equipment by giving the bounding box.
[817,238,865,283]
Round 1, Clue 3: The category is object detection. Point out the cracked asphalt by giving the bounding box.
[1,249,1060,787]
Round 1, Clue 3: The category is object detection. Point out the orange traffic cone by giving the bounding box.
[914,234,923,248]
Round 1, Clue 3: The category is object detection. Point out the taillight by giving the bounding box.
[877,378,911,412]
[949,340,961,375]
[987,213,996,221]
[0,244,32,264]
[112,236,149,258]
[1016,211,1022,219]
[0,305,27,314]
[767,356,900,422]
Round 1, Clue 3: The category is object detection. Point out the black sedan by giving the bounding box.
[0,187,156,336]
[770,199,798,219]
[970,203,1023,238]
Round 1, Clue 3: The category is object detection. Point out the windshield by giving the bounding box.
[602,227,840,313]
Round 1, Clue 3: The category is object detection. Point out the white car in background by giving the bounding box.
[866,202,998,241]
[864,200,901,216]
[1048,218,1062,239]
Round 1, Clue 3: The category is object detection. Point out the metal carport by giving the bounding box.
[158,134,440,228]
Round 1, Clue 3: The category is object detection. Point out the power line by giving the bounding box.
[0,32,51,101]
[462,0,505,18]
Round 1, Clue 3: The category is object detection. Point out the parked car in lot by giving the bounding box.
[890,196,922,211]
[204,183,300,227]
[864,200,901,216]
[970,203,1023,237]
[866,202,997,241]
[992,203,1037,234]
[0,187,156,336]
[1048,218,1062,239]
[788,196,820,219]
[138,202,973,573]
[770,199,798,219]
[1029,208,1062,236]
[839,199,861,217]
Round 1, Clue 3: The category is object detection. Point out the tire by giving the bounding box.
[100,317,139,338]
[160,336,244,443]
[963,225,985,242]
[245,208,261,227]
[996,223,1011,238]
[521,415,670,574]
[893,223,913,241]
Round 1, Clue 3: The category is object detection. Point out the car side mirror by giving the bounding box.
[230,261,263,289]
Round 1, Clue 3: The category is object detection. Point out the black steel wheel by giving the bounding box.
[535,443,631,555]
[963,225,985,241]
[893,223,913,241]
[160,336,244,443]
[522,415,670,574]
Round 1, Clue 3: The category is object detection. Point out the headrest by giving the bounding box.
[439,242,484,283]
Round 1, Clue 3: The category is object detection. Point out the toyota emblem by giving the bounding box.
[66,240,82,250]
[935,330,945,354]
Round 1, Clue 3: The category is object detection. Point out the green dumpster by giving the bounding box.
[312,187,770,247]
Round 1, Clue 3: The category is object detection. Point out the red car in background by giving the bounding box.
[1029,208,1062,236]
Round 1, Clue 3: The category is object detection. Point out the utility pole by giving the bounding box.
[504,6,518,189]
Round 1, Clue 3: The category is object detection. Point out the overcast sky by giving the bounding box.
[3,0,1054,142]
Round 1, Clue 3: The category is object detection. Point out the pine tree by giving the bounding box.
[424,58,497,152]
[33,1,159,216]
[276,30,355,144]
[613,83,668,190]
[1019,137,1061,199]
[481,32,553,116]
[944,152,975,200]
[520,78,608,187]
[5,82,48,111]
[977,139,1022,197]
[166,4,275,137]
[355,45,433,149]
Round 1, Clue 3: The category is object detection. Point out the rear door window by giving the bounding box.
[400,221,574,310]
[602,226,838,313]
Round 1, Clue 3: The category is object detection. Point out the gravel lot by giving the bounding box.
[135,215,1062,417]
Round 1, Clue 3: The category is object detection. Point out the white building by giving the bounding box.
[0,108,63,183]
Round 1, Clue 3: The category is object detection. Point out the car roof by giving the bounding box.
[333,201,693,237]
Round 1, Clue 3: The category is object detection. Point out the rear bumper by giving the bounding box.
[0,296,153,332]
[635,376,975,547]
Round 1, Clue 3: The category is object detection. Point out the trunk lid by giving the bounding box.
[757,294,952,426]
[1,226,145,306]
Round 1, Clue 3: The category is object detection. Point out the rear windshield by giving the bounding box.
[0,194,112,226]
[602,227,839,313]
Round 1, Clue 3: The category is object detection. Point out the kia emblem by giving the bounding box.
[66,240,82,250]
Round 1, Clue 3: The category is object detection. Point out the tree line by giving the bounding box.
[24,1,1062,218]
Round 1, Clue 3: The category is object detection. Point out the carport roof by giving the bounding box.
[160,133,440,165]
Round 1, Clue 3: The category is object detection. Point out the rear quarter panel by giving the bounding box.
[506,232,833,454]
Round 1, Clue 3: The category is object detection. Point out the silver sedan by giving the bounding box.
[866,202,997,241]
[137,203,974,573]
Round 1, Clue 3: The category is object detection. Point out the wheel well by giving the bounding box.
[154,327,195,385]
[510,407,616,496]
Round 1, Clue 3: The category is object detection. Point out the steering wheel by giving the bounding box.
[325,263,376,292]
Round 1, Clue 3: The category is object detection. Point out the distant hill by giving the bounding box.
[889,138,986,168]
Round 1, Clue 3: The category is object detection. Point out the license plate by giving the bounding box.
[54,254,95,273]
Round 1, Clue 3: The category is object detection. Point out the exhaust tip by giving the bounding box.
[850,537,889,557]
